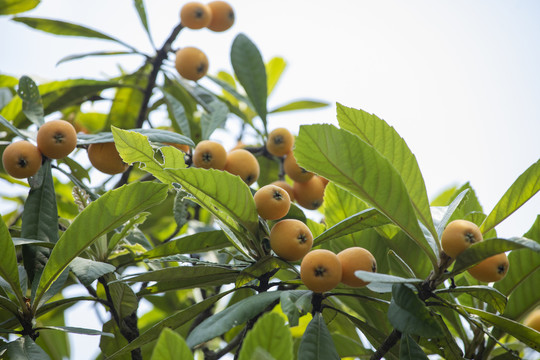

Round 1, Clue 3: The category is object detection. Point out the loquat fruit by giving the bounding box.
[467,252,509,283]
[253,184,291,220]
[266,128,294,157]
[300,249,342,293]
[2,140,42,179]
[87,142,129,175]
[36,119,78,159]
[224,149,260,186]
[207,1,235,32]
[524,309,540,332]
[180,2,212,30]
[441,219,483,259]
[175,47,209,81]
[293,176,325,210]
[270,219,313,261]
[337,247,377,287]
[270,180,295,202]
[283,151,313,183]
[192,140,227,170]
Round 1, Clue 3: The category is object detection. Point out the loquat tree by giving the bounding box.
[1,1,540,360]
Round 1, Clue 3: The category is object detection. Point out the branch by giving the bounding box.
[370,329,402,360]
[135,22,184,128]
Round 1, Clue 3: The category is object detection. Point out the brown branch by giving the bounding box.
[135,22,184,128]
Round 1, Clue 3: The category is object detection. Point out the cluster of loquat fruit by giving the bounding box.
[1,119,129,178]
[441,219,509,282]
[189,127,326,212]
[2,119,77,178]
[175,1,235,81]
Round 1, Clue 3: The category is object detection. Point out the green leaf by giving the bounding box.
[400,333,429,360]
[432,188,470,238]
[269,100,329,114]
[435,286,507,314]
[280,290,311,327]
[238,312,293,360]
[266,57,286,95]
[354,271,422,293]
[69,257,115,286]
[462,305,540,351]
[36,325,114,337]
[0,295,19,316]
[108,290,233,359]
[142,230,230,259]
[313,208,390,246]
[451,237,540,275]
[33,182,168,311]
[186,290,282,348]
[495,216,540,320]
[387,284,443,338]
[12,17,136,50]
[481,159,540,234]
[0,0,39,15]
[231,33,267,128]
[336,103,436,242]
[77,128,194,147]
[108,66,149,129]
[0,216,24,304]
[201,98,229,140]
[298,312,340,360]
[162,88,191,138]
[6,336,51,359]
[331,333,374,358]
[150,328,193,360]
[0,114,27,139]
[21,161,56,287]
[112,127,260,257]
[133,0,154,49]
[236,256,291,288]
[1,79,122,127]
[106,273,138,320]
[17,75,44,126]
[56,51,136,66]
[123,266,239,295]
[295,124,437,267]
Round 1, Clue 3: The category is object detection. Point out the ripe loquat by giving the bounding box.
[180,2,212,30]
[337,247,377,287]
[36,119,77,159]
[467,252,509,283]
[175,47,209,81]
[293,176,325,210]
[300,249,342,293]
[283,151,313,183]
[2,140,42,179]
[192,140,227,170]
[207,1,235,32]
[266,128,294,157]
[270,180,295,202]
[270,219,313,261]
[253,184,291,220]
[87,142,129,175]
[441,219,483,259]
[224,149,260,185]
[524,309,540,332]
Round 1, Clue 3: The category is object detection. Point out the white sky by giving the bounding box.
[2,1,540,358]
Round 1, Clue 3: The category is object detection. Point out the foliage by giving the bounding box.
[1,1,540,360]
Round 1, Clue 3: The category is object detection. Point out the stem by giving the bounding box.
[99,277,142,360]
[370,329,402,360]
[135,22,184,128]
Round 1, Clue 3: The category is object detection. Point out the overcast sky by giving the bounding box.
[2,1,540,358]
